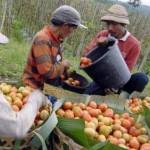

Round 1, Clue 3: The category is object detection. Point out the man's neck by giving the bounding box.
[49,25,64,42]
[117,29,127,39]
[49,25,61,38]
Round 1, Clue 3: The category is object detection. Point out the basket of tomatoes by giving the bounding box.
[61,71,89,94]
[0,83,53,150]
[55,100,150,150]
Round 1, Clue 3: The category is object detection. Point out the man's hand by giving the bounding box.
[62,59,71,69]
[97,36,116,47]
[60,59,71,76]
[104,88,118,95]
[97,37,108,45]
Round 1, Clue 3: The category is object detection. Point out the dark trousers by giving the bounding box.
[84,72,149,95]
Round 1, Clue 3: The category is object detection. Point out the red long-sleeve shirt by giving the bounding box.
[83,30,141,71]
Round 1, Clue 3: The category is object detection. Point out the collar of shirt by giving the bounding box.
[119,30,130,41]
[108,30,130,43]
[44,26,63,44]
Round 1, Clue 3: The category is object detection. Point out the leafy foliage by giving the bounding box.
[143,107,150,128]
[11,19,24,42]
[57,117,127,150]
[57,117,97,148]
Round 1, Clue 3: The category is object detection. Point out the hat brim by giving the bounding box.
[0,33,9,44]
[101,15,130,25]
[78,23,88,29]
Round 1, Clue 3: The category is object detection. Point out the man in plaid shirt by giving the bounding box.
[23,5,87,89]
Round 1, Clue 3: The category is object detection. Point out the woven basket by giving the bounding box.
[44,84,127,150]
[0,103,59,150]
[43,83,127,112]
[0,128,38,150]
[43,83,88,102]
[44,84,150,150]
[53,128,84,150]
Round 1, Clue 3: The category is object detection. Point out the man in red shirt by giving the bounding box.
[84,4,148,98]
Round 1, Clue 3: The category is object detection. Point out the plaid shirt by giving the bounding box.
[23,26,64,89]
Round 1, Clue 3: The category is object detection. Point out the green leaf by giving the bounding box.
[101,142,127,150]
[63,143,69,150]
[88,141,108,150]
[143,107,150,128]
[89,142,127,150]
[57,117,97,148]
[57,118,127,150]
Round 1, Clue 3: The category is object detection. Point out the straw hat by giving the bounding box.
[101,4,130,25]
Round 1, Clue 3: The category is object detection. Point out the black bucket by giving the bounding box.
[61,72,89,94]
[81,41,131,89]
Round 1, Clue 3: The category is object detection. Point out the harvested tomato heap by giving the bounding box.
[0,83,51,129]
[80,57,92,68]
[57,101,150,150]
[0,83,33,111]
[32,104,51,129]
[126,97,150,113]
[64,77,81,87]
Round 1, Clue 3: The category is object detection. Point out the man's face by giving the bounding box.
[60,24,77,39]
[105,21,125,39]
